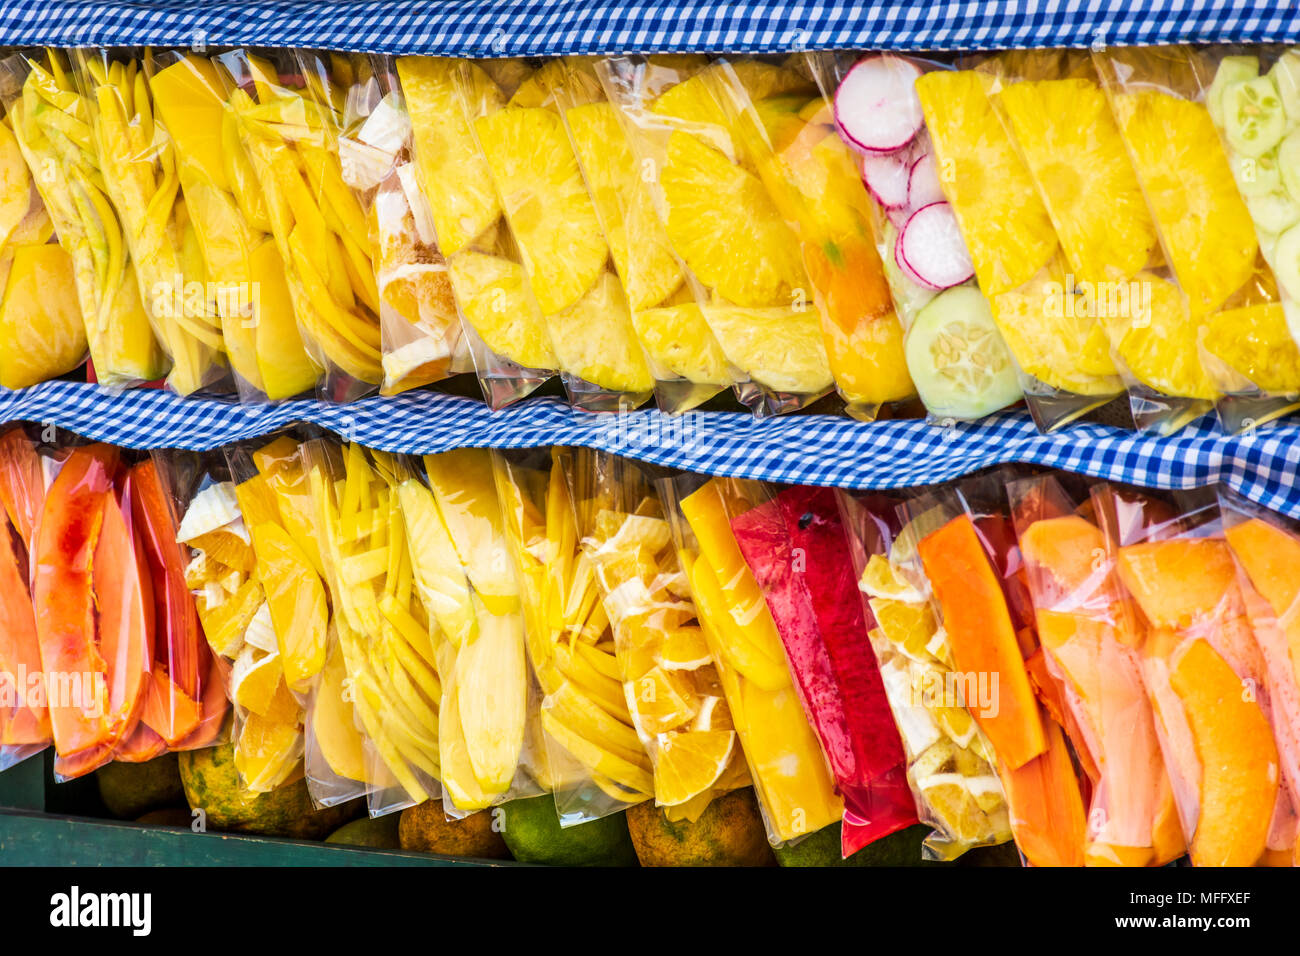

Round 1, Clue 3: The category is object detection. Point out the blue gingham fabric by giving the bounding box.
[0,0,1296,55]
[4,381,1300,517]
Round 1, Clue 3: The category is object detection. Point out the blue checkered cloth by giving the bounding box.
[3,381,1300,517]
[0,0,1295,54]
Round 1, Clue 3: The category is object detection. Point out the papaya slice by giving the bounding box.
[1117,539,1238,628]
[93,488,153,747]
[1169,638,1278,867]
[1226,518,1300,698]
[0,427,46,548]
[113,719,168,763]
[0,518,47,745]
[998,719,1087,867]
[918,514,1046,770]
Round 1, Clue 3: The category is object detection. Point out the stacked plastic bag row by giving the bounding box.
[3,47,1300,434]
[4,422,1299,866]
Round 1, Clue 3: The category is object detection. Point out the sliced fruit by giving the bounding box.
[447,251,557,370]
[653,729,735,806]
[630,303,734,386]
[703,304,833,395]
[544,271,653,393]
[905,285,1021,419]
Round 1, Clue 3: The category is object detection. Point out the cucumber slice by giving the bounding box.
[1224,77,1288,157]
[904,285,1021,420]
[1268,49,1300,126]
[1208,56,1259,128]
[880,220,936,318]
[1245,190,1300,233]
[1230,150,1281,197]
[1279,128,1300,202]
[1274,222,1300,301]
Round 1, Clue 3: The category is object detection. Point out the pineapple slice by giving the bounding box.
[652,61,814,148]
[915,69,1058,296]
[544,271,653,394]
[397,57,504,256]
[447,250,557,370]
[566,101,684,310]
[1109,90,1258,314]
[703,304,832,394]
[509,57,604,110]
[1105,272,1217,400]
[659,131,807,308]
[474,107,608,315]
[992,281,1122,396]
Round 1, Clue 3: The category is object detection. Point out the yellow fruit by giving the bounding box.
[659,131,807,307]
[544,271,653,394]
[1203,302,1300,393]
[1105,272,1217,400]
[629,665,699,735]
[248,521,328,691]
[652,61,814,144]
[858,554,924,603]
[0,242,88,388]
[447,251,557,370]
[396,57,503,255]
[656,626,714,670]
[997,78,1158,285]
[234,710,303,793]
[456,604,528,794]
[474,107,608,314]
[654,729,736,806]
[1109,90,1257,314]
[508,57,604,110]
[872,597,939,662]
[566,101,684,310]
[991,283,1122,396]
[631,303,734,386]
[703,305,833,394]
[915,70,1058,295]
[0,121,32,245]
[312,641,369,783]
[230,646,285,716]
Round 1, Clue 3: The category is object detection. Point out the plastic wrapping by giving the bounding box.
[899,471,1088,866]
[72,49,230,397]
[820,52,1023,423]
[0,49,167,389]
[662,472,843,845]
[1219,486,1300,866]
[393,56,557,408]
[302,439,440,815]
[217,49,382,401]
[335,55,470,397]
[1194,46,1300,432]
[1093,47,1244,433]
[0,427,51,770]
[414,447,544,814]
[1092,481,1289,865]
[149,50,321,402]
[598,55,835,416]
[560,448,750,822]
[462,58,653,411]
[836,487,1012,861]
[727,483,918,856]
[1008,473,1185,866]
[0,100,87,389]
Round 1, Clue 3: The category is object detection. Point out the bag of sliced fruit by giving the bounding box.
[1191,46,1300,432]
[0,427,54,771]
[214,50,381,402]
[898,469,1090,866]
[407,446,548,816]
[0,49,168,390]
[1092,481,1293,865]
[299,438,443,816]
[836,486,1013,861]
[949,51,1133,431]
[598,55,837,417]
[721,480,919,856]
[660,472,844,847]
[824,52,1023,424]
[333,55,473,397]
[393,56,559,409]
[148,49,322,403]
[1217,486,1300,866]
[1007,472,1185,866]
[1093,46,1271,434]
[71,49,232,398]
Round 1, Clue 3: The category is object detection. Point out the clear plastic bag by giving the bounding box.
[898,470,1089,866]
[1091,481,1289,865]
[217,49,382,401]
[836,487,1012,860]
[662,472,843,845]
[332,54,471,397]
[1192,45,1300,432]
[818,52,1023,424]
[727,482,918,856]
[0,49,167,389]
[149,49,321,402]
[72,49,230,397]
[1093,46,1239,433]
[1008,472,1185,866]
[393,56,557,408]
[598,55,835,416]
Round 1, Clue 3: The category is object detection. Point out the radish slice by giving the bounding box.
[907,152,946,209]
[894,228,940,290]
[861,150,912,209]
[899,202,974,291]
[835,55,924,153]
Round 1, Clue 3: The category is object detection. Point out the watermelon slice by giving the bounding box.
[731,486,916,857]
